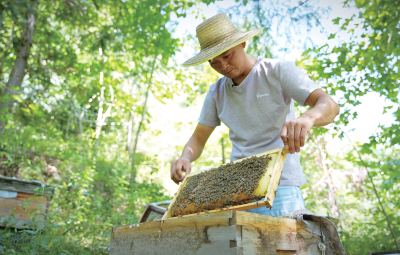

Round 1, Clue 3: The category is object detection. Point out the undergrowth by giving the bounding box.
[0,181,171,254]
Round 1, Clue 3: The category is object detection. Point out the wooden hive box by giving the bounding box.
[163,147,288,219]
[138,204,167,223]
[0,176,55,229]
[110,210,322,255]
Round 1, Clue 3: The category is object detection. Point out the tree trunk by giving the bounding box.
[126,79,136,162]
[95,86,114,140]
[0,0,39,123]
[0,22,15,81]
[0,10,5,31]
[67,94,84,137]
[130,57,157,187]
[127,112,134,155]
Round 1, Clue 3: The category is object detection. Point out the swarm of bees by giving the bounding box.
[171,154,272,216]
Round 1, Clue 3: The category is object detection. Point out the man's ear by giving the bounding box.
[241,42,246,48]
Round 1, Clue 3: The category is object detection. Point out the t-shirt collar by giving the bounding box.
[225,57,261,89]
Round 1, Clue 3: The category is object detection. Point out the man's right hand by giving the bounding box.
[170,123,215,185]
[171,157,191,184]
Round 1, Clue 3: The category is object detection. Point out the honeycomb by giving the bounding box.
[171,154,272,217]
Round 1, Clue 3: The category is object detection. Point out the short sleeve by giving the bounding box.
[277,61,320,106]
[197,86,221,127]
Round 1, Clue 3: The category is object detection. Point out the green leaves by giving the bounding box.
[301,0,400,147]
[222,0,328,58]
[328,33,336,40]
[0,0,216,252]
[332,17,341,25]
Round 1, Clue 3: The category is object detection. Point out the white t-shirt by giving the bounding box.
[197,57,320,186]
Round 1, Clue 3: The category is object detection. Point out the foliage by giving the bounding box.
[298,1,400,251]
[300,0,400,145]
[0,0,220,253]
[0,177,169,254]
[0,0,399,254]
[223,0,329,58]
[300,131,400,253]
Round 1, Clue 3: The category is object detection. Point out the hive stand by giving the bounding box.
[110,210,322,255]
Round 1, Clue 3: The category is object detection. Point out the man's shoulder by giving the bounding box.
[257,58,299,77]
[258,57,285,67]
[209,76,228,92]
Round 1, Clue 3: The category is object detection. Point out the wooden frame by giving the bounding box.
[163,147,289,220]
[138,204,167,223]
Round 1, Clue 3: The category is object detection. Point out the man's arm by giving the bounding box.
[281,89,340,154]
[171,123,215,184]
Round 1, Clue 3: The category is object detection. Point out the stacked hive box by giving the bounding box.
[110,210,322,255]
[0,176,54,229]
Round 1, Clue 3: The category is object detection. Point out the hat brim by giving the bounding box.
[182,28,263,67]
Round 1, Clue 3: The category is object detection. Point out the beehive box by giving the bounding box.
[110,210,322,255]
[0,176,54,228]
[138,204,167,223]
[163,147,288,219]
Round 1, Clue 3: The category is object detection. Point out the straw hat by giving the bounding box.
[182,13,263,67]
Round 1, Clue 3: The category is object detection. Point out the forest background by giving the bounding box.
[0,0,399,254]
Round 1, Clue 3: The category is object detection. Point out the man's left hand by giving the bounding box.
[280,89,340,154]
[280,116,314,154]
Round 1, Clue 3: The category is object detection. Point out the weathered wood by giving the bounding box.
[163,147,288,219]
[265,148,286,208]
[111,211,238,255]
[110,211,322,255]
[0,192,48,228]
[138,204,167,223]
[235,211,320,254]
[0,177,54,228]
[0,176,54,196]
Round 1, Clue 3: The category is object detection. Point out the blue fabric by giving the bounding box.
[246,186,306,217]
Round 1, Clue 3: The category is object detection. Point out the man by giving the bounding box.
[170,13,339,216]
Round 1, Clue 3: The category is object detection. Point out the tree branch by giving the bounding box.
[0,21,15,82]
[130,56,157,187]
[340,127,399,250]
[295,0,310,9]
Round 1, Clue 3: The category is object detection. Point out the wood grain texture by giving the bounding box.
[110,211,322,255]
[0,176,54,196]
[235,211,321,255]
[265,149,287,208]
[111,211,238,255]
[0,192,48,228]
[138,204,167,223]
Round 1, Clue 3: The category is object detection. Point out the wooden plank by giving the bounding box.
[0,176,54,196]
[235,211,321,255]
[162,179,187,220]
[111,211,238,255]
[265,147,287,208]
[164,147,289,219]
[110,211,323,255]
[138,204,166,223]
[0,192,48,228]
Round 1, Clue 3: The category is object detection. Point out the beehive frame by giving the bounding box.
[163,147,289,220]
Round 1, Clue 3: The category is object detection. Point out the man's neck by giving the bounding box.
[232,56,258,85]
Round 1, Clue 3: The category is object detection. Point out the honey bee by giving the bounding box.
[171,154,272,217]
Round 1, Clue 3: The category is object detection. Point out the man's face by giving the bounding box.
[208,43,247,80]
